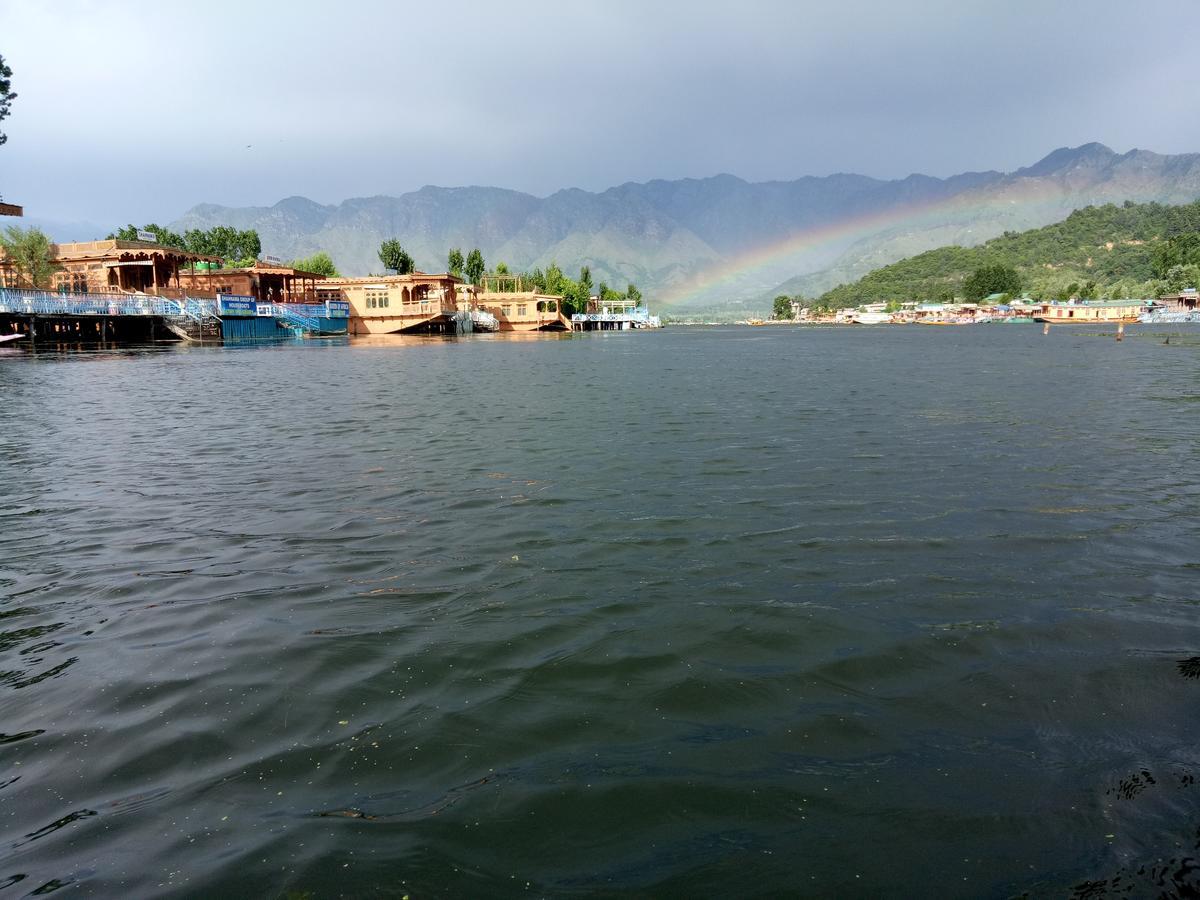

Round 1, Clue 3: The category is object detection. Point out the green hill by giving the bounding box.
[810,200,1200,308]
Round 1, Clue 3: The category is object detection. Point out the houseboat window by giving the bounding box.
[365,290,393,309]
[536,301,546,312]
[501,305,511,315]
[517,304,527,316]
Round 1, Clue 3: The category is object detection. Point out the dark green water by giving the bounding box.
[2,325,1200,898]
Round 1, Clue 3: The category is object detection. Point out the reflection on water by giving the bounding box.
[2,325,1200,896]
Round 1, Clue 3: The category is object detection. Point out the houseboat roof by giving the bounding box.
[319,272,463,286]
[199,261,327,279]
[1046,299,1157,308]
[50,239,221,263]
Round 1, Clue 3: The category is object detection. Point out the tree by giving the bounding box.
[378,238,414,274]
[0,226,60,288]
[1163,263,1200,293]
[626,283,642,303]
[0,55,14,147]
[109,223,187,249]
[578,265,592,297]
[598,282,624,304]
[447,248,464,278]
[962,264,1021,301]
[465,248,485,285]
[289,252,340,277]
[543,262,565,294]
[179,226,260,266]
[109,224,261,266]
[1152,233,1200,278]
[495,261,509,275]
[772,295,793,320]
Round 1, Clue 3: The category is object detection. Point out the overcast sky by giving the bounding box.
[2,0,1199,224]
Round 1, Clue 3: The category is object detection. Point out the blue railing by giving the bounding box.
[0,288,226,320]
[273,305,322,332]
[0,289,346,335]
[183,298,220,320]
[0,288,174,317]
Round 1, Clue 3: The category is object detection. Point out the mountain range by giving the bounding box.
[165,144,1200,311]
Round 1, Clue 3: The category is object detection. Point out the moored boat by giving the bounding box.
[852,311,892,325]
[1034,299,1155,324]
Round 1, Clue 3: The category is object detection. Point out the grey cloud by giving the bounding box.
[1,0,1198,224]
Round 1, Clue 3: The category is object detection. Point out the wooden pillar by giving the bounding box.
[151,257,159,294]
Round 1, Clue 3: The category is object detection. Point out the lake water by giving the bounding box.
[2,325,1199,897]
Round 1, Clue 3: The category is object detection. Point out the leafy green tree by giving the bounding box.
[1163,263,1200,293]
[626,283,642,303]
[238,229,262,264]
[772,295,793,319]
[598,282,625,304]
[288,251,340,277]
[495,261,509,275]
[0,226,60,288]
[1151,233,1200,277]
[0,55,14,148]
[447,248,464,277]
[544,262,565,294]
[185,229,249,265]
[962,264,1021,301]
[578,266,592,297]
[155,225,263,265]
[109,223,187,249]
[378,238,414,274]
[465,248,485,285]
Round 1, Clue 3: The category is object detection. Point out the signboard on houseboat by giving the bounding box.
[325,301,351,318]
[217,294,257,317]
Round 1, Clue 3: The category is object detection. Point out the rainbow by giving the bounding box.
[659,178,1063,307]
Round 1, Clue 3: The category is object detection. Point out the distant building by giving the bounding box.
[1158,289,1199,314]
[0,202,22,217]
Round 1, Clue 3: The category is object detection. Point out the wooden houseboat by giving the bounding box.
[1033,300,1155,324]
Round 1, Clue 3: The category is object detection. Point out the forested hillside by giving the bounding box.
[811,200,1200,308]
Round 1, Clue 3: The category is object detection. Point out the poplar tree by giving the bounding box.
[465,249,485,285]
[379,239,414,274]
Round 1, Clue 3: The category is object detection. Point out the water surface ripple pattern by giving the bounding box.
[2,326,1200,897]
